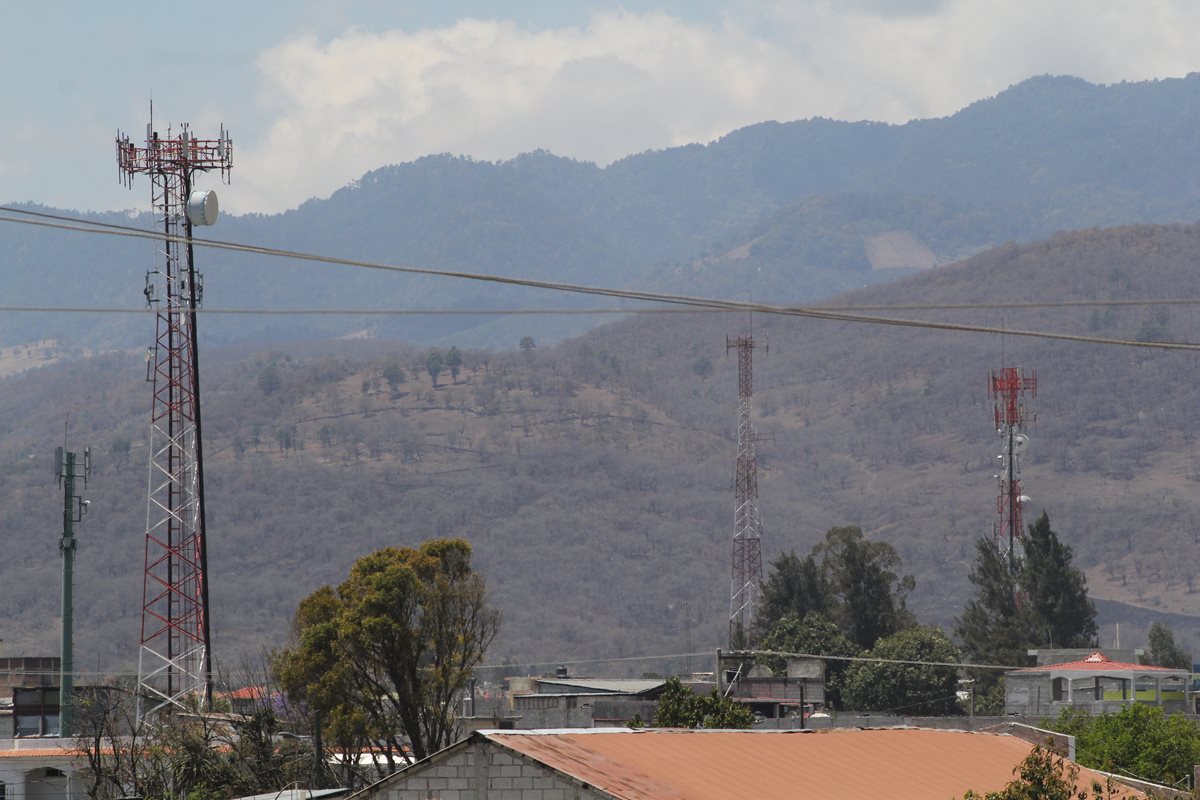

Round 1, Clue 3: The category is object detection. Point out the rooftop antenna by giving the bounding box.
[117,107,231,720]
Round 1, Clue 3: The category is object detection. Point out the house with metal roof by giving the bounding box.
[347,727,1153,800]
[1005,651,1191,716]
[494,676,669,730]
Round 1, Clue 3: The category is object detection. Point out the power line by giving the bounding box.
[0,305,727,316]
[2,206,1200,351]
[744,648,1017,672]
[3,298,1200,316]
[14,646,1023,677]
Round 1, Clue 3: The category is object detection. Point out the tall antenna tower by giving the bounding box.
[989,366,1036,564]
[117,112,232,717]
[727,334,767,648]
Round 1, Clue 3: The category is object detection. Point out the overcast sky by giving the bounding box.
[3,1,1198,215]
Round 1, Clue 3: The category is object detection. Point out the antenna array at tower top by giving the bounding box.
[116,123,233,188]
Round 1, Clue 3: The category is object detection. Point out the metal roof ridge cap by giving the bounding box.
[483,727,640,736]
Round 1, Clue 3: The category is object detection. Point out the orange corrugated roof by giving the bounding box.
[0,747,88,759]
[487,728,1148,800]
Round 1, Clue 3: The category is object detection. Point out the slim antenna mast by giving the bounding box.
[55,443,90,738]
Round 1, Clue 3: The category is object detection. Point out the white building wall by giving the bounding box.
[0,761,83,800]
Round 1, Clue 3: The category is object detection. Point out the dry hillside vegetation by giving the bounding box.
[3,222,1200,671]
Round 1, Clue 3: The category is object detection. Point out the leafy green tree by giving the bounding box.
[758,551,829,634]
[275,540,500,766]
[815,526,915,650]
[1143,621,1191,669]
[956,514,1096,709]
[652,677,754,729]
[425,350,444,388]
[841,625,962,715]
[1021,513,1097,649]
[257,364,282,395]
[445,346,463,383]
[382,361,407,393]
[1051,704,1200,787]
[961,743,1119,800]
[956,538,1027,665]
[760,612,860,709]
[519,336,536,359]
[955,537,1029,710]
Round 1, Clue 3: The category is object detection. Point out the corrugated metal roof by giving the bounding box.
[1012,651,1185,674]
[233,789,348,800]
[486,728,1149,800]
[534,678,664,694]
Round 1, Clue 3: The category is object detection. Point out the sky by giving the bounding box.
[3,1,1198,215]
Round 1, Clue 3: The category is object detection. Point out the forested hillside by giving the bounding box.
[4,74,1200,349]
[3,222,1200,673]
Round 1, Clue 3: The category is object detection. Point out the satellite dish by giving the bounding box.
[1014,433,1030,454]
[1017,494,1032,504]
[186,189,219,226]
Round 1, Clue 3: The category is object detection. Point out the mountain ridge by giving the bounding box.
[3,220,1200,671]
[5,74,1200,350]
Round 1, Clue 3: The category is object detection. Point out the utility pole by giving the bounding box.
[55,445,90,738]
[117,110,231,718]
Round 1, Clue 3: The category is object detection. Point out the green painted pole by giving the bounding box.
[60,450,76,738]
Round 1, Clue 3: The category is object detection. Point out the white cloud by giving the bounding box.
[231,2,1200,213]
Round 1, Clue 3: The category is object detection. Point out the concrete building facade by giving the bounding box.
[1005,651,1190,716]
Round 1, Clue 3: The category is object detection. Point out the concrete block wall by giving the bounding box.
[373,740,604,800]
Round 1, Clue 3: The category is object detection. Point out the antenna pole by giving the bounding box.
[56,446,89,737]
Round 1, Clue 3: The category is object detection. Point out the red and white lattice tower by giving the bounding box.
[117,114,232,717]
[989,366,1036,564]
[727,335,766,648]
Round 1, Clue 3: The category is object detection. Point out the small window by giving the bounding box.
[1,778,7,800]
[16,715,42,737]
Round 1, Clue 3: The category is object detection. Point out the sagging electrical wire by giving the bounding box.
[2,205,1200,351]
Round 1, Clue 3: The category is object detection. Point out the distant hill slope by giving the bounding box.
[5,74,1200,349]
[4,221,1200,672]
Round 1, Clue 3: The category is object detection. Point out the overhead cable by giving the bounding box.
[2,206,1198,351]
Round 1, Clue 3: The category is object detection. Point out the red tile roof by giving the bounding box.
[486,728,1148,800]
[0,746,89,759]
[1011,651,1183,673]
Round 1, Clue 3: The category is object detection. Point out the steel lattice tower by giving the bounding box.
[727,334,766,648]
[989,366,1036,564]
[117,115,232,717]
